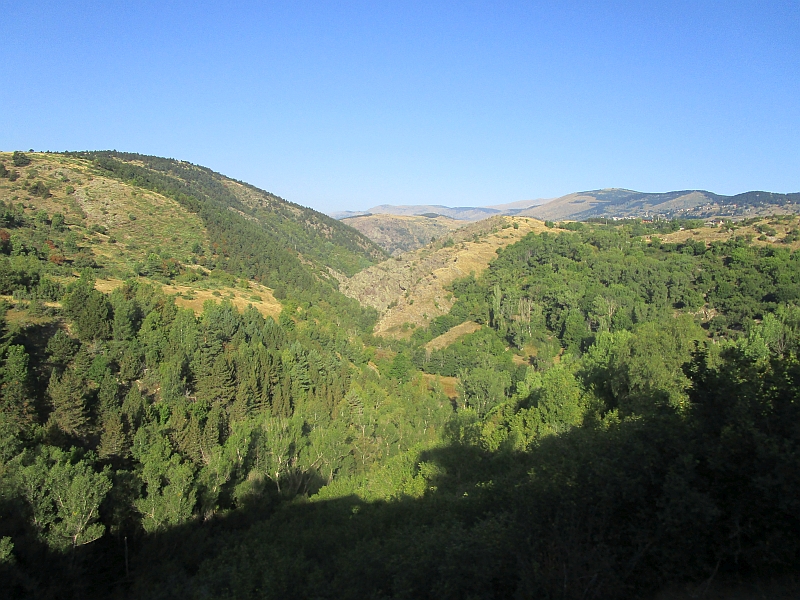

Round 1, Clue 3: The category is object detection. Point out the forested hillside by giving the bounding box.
[1,151,799,598]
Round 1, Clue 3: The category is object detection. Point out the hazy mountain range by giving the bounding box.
[331,188,800,222]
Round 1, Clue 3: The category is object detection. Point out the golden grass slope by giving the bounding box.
[342,214,468,256]
[424,321,482,352]
[341,216,548,338]
[655,216,800,250]
[0,152,281,318]
[0,152,207,267]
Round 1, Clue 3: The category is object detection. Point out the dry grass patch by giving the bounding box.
[421,373,459,400]
[95,278,282,318]
[655,218,800,250]
[425,321,481,352]
[342,217,547,338]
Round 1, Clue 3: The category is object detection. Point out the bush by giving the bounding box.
[29,181,50,198]
[12,151,31,167]
[51,213,65,231]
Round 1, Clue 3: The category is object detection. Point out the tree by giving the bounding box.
[458,367,511,417]
[47,369,89,439]
[132,427,196,533]
[20,446,112,550]
[63,275,113,342]
[0,345,35,432]
[45,330,78,368]
[256,415,305,495]
[98,409,128,460]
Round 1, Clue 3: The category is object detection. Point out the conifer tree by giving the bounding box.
[1,344,35,432]
[196,354,236,406]
[97,369,119,413]
[98,408,128,459]
[47,369,89,439]
[122,384,149,430]
[45,329,78,369]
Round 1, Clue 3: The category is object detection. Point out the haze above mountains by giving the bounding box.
[331,188,800,223]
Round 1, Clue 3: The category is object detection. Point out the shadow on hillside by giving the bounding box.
[5,410,800,600]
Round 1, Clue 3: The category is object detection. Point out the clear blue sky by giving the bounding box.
[2,1,798,213]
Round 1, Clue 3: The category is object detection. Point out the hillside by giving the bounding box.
[2,151,800,600]
[0,151,389,329]
[524,188,800,221]
[68,151,387,278]
[340,213,468,255]
[332,189,800,225]
[340,216,549,337]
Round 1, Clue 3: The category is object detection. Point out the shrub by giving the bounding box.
[12,151,31,167]
[29,181,50,198]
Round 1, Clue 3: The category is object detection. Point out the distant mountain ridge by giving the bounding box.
[330,189,800,222]
[339,213,467,256]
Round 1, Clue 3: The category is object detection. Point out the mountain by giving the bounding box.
[330,198,549,222]
[0,150,386,326]
[339,213,468,255]
[330,189,800,225]
[521,188,798,221]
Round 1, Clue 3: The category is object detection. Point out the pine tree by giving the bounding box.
[45,329,78,368]
[97,370,119,414]
[196,354,236,406]
[170,405,203,464]
[1,345,35,432]
[122,384,150,430]
[47,369,89,439]
[98,409,128,459]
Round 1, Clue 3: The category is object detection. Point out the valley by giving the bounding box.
[1,150,799,600]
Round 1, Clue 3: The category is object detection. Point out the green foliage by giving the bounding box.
[458,366,510,417]
[62,274,112,341]
[19,446,111,550]
[132,427,196,533]
[0,190,799,598]
[11,152,30,167]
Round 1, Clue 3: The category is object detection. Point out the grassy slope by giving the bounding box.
[0,152,284,317]
[342,213,468,255]
[70,151,387,279]
[341,216,549,337]
[0,151,383,320]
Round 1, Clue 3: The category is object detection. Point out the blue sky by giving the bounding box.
[1,1,798,213]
